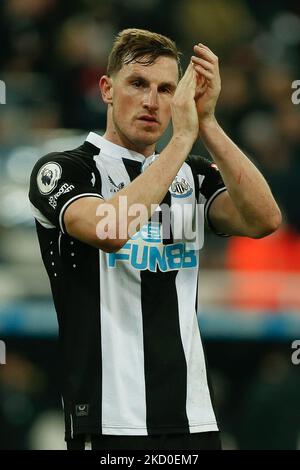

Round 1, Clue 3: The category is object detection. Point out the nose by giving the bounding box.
[143,87,159,111]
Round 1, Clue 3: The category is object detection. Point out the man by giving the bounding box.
[29,29,281,450]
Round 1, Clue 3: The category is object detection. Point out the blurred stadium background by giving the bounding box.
[1,0,300,450]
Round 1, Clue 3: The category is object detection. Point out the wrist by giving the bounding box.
[170,133,194,153]
[198,116,219,137]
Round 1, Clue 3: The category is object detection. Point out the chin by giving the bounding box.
[134,130,161,146]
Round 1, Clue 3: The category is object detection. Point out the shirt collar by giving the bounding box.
[86,132,155,163]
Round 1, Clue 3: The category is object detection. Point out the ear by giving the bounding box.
[99,75,113,104]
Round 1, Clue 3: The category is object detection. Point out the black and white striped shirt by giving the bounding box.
[29,132,227,439]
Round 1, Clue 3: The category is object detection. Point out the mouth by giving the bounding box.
[138,115,159,125]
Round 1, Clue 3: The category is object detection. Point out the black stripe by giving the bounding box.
[159,191,174,245]
[122,157,174,245]
[60,144,103,436]
[122,158,142,180]
[122,158,189,434]
[141,268,189,434]
[59,237,102,437]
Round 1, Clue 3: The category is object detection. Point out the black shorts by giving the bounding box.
[66,431,221,450]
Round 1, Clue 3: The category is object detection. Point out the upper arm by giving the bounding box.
[187,154,278,239]
[208,190,280,238]
[208,190,249,237]
[64,196,118,251]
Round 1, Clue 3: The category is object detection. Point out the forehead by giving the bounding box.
[117,55,179,84]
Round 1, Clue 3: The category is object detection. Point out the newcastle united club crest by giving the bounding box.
[169,176,193,198]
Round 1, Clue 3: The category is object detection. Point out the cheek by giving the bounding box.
[115,93,136,120]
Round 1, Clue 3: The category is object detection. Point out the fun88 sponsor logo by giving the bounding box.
[108,222,197,272]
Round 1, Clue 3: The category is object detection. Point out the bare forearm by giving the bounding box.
[66,135,193,251]
[110,135,193,236]
[199,118,281,232]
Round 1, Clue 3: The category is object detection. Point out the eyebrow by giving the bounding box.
[126,74,177,91]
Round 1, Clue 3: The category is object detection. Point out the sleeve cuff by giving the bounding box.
[59,193,104,234]
[204,187,231,237]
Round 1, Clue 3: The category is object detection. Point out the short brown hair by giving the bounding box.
[107,28,182,79]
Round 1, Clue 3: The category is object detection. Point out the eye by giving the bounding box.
[159,86,172,94]
[131,80,142,88]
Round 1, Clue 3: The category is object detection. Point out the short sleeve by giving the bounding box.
[29,152,103,233]
[186,154,228,236]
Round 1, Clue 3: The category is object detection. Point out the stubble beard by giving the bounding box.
[113,113,159,153]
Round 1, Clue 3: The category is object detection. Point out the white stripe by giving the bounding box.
[59,193,103,233]
[86,132,149,163]
[172,163,197,244]
[93,153,131,199]
[30,202,55,229]
[70,413,74,438]
[100,250,148,436]
[197,174,205,194]
[58,231,62,256]
[175,265,218,432]
[85,435,92,450]
[204,187,227,223]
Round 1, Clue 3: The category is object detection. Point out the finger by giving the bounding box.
[183,61,194,76]
[191,56,214,72]
[197,77,208,93]
[191,65,198,88]
[197,43,210,50]
[197,72,206,85]
[178,62,192,86]
[193,44,218,64]
[174,63,197,102]
[187,65,198,97]
[180,61,197,87]
[192,63,213,80]
[199,81,208,92]
[194,44,216,62]
[196,43,215,55]
[186,61,194,78]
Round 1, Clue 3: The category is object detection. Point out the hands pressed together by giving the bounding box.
[171,43,221,144]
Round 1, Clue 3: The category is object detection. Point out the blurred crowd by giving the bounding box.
[1,0,300,450]
[0,1,300,305]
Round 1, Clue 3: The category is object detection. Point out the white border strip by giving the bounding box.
[85,435,92,450]
[204,187,227,221]
[59,193,103,234]
[204,187,229,237]
[30,202,55,229]
[70,413,74,439]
